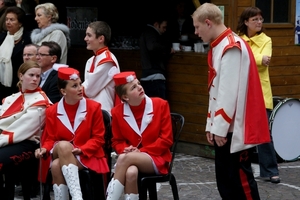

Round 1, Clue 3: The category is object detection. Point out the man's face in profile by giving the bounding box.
[157,21,167,34]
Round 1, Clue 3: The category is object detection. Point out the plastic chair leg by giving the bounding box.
[138,179,148,200]
[79,170,93,200]
[170,174,179,200]
[148,182,158,200]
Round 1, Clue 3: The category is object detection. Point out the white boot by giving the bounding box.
[124,193,139,200]
[53,184,69,200]
[106,178,124,200]
[62,164,83,200]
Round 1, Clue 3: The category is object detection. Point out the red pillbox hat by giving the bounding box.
[58,67,80,80]
[113,71,136,86]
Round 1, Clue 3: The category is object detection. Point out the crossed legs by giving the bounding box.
[107,152,155,200]
[51,141,84,200]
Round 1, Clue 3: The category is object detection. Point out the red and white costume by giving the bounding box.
[0,88,50,147]
[206,28,270,153]
[82,47,120,114]
[111,95,173,174]
[40,97,109,182]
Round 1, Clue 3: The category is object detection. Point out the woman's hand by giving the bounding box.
[123,145,140,153]
[262,55,271,66]
[35,148,47,158]
[72,148,82,155]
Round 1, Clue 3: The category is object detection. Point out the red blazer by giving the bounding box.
[39,98,108,182]
[111,96,173,162]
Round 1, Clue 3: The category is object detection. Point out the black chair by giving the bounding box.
[138,112,184,200]
[79,109,112,199]
[42,109,112,200]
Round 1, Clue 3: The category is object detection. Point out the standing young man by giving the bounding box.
[192,3,270,200]
[83,21,120,115]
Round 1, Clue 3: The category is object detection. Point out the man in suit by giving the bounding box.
[23,43,39,62]
[37,41,62,103]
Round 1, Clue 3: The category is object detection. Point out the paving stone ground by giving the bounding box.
[14,153,300,200]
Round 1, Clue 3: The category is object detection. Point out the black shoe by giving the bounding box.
[270,176,280,184]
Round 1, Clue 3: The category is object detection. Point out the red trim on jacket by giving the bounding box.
[207,112,211,118]
[0,95,24,119]
[89,47,116,73]
[207,49,216,90]
[215,108,232,124]
[2,130,14,144]
[222,34,241,55]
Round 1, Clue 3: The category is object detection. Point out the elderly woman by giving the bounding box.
[0,60,51,199]
[30,2,70,64]
[106,71,173,200]
[0,6,31,103]
[0,0,16,33]
[35,67,109,200]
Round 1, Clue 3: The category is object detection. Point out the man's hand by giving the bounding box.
[206,132,214,145]
[214,135,227,147]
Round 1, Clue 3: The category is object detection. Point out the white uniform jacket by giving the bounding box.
[82,47,120,114]
[0,88,51,147]
[205,28,270,153]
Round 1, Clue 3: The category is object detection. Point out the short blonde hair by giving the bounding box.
[192,3,223,25]
[35,3,59,23]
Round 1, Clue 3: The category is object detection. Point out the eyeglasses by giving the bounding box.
[250,17,264,23]
[37,53,52,57]
[23,54,37,57]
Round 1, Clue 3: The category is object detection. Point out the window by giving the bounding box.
[255,0,291,23]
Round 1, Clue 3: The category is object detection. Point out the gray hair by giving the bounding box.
[35,3,59,23]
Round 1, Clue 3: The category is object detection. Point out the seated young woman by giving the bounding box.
[0,61,51,200]
[106,71,173,200]
[35,67,109,200]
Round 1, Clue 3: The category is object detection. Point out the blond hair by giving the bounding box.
[35,2,59,23]
[192,3,223,25]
